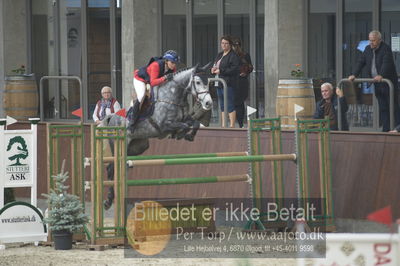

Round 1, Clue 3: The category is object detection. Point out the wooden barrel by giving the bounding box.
[276,78,315,128]
[3,75,38,120]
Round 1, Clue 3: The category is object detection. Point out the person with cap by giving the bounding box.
[128,50,180,126]
[92,86,121,125]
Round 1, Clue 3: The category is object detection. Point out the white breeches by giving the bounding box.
[133,78,146,103]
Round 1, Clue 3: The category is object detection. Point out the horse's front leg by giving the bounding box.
[174,115,194,140]
[184,120,200,142]
[164,120,190,133]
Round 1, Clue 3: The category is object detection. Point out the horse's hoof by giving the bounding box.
[104,200,113,210]
[184,134,194,142]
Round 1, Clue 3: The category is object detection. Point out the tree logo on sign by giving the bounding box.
[7,136,29,166]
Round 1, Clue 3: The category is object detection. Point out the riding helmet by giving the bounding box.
[163,50,180,63]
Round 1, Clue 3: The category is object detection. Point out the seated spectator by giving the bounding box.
[92,86,121,124]
[313,82,349,131]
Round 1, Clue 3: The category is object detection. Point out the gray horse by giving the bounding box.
[100,64,212,209]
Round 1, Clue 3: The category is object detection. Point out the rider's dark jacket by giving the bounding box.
[134,59,176,87]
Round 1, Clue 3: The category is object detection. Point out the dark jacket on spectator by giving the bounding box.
[353,41,398,90]
[313,94,349,131]
[352,41,400,131]
[213,50,240,89]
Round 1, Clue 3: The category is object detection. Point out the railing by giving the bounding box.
[208,77,228,127]
[337,78,394,131]
[39,76,83,123]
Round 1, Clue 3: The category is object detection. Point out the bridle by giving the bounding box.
[156,72,210,107]
[189,74,211,103]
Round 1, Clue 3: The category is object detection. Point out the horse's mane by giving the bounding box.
[171,66,194,82]
[173,66,193,76]
[172,65,209,85]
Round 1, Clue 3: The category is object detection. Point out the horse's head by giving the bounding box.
[168,64,213,111]
[189,63,213,110]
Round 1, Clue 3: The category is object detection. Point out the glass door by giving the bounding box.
[32,0,54,119]
[381,0,400,72]
[161,0,264,123]
[32,0,121,122]
[343,0,374,130]
[193,0,218,66]
[111,0,122,102]
[87,0,111,120]
[162,0,187,65]
[59,0,82,119]
[86,0,122,121]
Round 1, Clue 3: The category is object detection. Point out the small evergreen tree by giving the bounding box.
[42,168,88,232]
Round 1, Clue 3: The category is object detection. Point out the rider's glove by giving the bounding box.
[165,73,174,81]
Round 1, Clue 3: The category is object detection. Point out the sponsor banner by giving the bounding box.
[0,201,47,243]
[3,131,34,187]
[298,232,400,266]
[0,122,38,208]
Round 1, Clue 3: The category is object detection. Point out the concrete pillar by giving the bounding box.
[0,0,4,118]
[121,0,159,108]
[3,0,28,75]
[264,0,306,118]
[0,0,28,118]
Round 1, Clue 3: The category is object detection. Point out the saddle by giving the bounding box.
[126,87,156,123]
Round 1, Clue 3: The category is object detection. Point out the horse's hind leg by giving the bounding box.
[104,163,114,210]
[127,138,150,156]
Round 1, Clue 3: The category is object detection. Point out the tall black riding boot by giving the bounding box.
[127,100,141,131]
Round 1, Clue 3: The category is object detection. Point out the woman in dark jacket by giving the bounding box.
[232,38,253,128]
[211,35,240,128]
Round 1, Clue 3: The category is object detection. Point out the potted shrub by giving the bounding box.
[42,166,88,250]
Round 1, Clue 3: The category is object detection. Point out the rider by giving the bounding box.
[128,50,180,127]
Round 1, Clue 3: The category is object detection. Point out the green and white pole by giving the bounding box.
[126,154,296,167]
[125,174,250,187]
